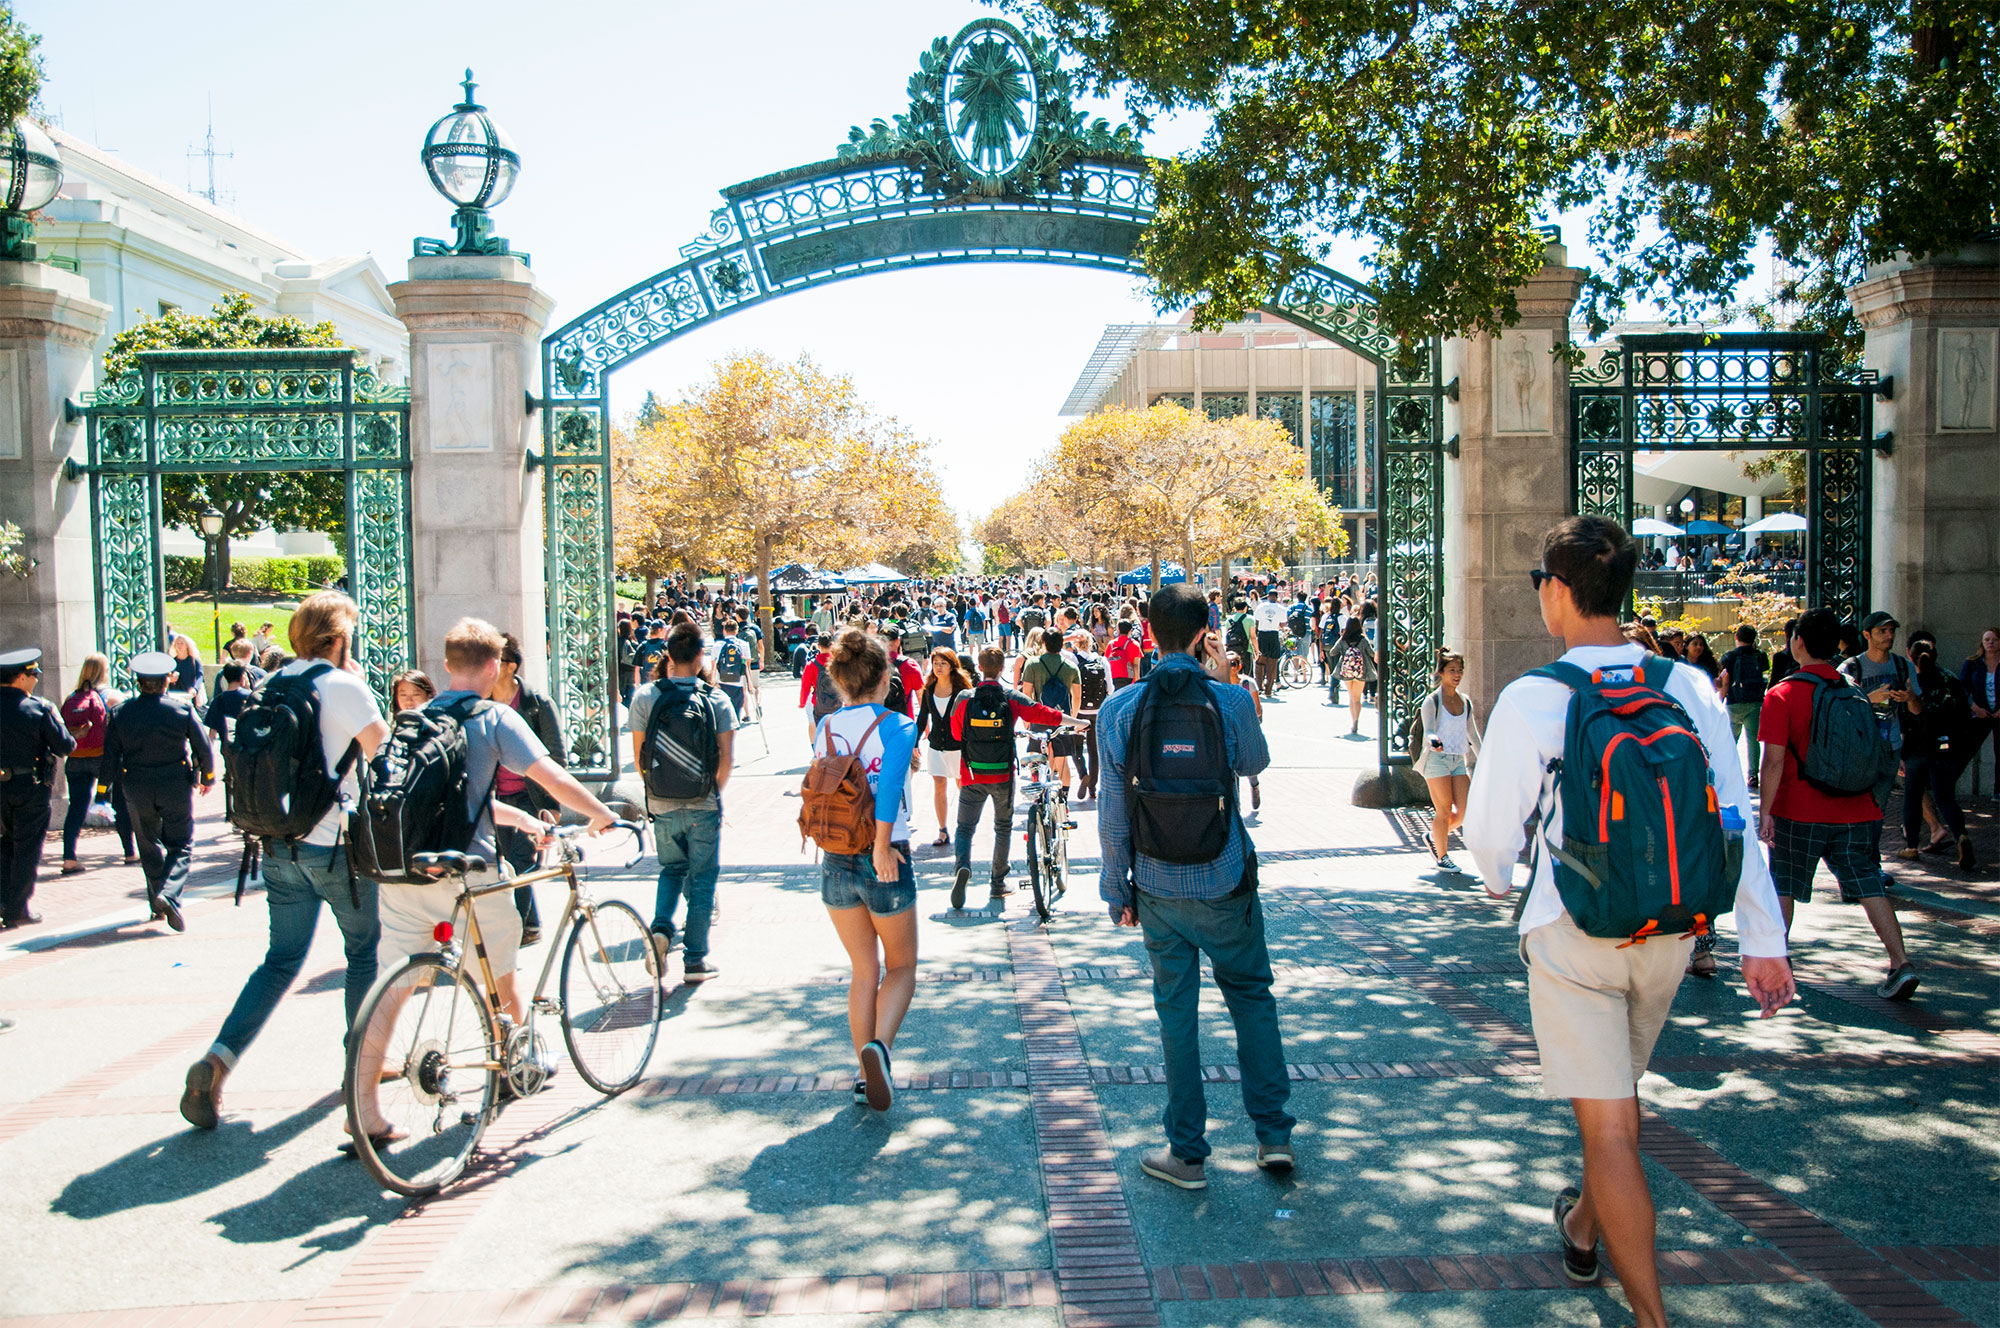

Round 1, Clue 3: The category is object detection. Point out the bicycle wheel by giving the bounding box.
[1046,816,1069,906]
[1024,809,1051,924]
[1284,654,1310,689]
[560,899,662,1094]
[346,954,499,1197]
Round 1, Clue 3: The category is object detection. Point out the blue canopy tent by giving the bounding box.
[750,564,848,593]
[842,563,910,584]
[1118,562,1187,586]
[1683,519,1735,536]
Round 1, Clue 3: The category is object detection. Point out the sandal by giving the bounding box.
[337,1126,408,1156]
[932,831,949,847]
[60,860,83,876]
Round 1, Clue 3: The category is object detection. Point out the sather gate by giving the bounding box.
[540,18,1451,780]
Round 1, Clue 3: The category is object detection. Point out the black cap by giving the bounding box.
[1860,610,1899,631]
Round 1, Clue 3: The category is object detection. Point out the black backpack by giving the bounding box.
[1724,647,1768,705]
[1793,671,1898,797]
[347,695,491,884]
[226,663,354,841]
[640,680,721,801]
[884,664,910,718]
[1225,612,1253,660]
[1286,603,1312,637]
[960,682,1016,777]
[1077,653,1109,711]
[1126,668,1235,864]
[811,658,842,722]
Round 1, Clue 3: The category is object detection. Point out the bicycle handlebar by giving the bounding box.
[543,818,649,870]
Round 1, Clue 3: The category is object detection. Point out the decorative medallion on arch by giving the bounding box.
[543,18,1447,777]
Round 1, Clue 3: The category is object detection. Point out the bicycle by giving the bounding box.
[1279,634,1312,689]
[344,820,657,1197]
[1020,724,1085,924]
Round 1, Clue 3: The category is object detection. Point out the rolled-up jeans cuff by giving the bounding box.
[207,1043,238,1071]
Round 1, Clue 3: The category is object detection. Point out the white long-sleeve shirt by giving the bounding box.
[1461,643,1788,958]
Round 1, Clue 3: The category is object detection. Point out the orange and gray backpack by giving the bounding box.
[798,712,884,855]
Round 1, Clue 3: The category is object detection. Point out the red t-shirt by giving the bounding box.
[891,656,925,718]
[1759,662,1880,824]
[1105,635,1141,679]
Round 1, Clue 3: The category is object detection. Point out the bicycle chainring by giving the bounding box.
[504,1026,554,1097]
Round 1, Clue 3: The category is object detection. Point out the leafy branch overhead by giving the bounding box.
[0,3,42,127]
[1012,1,1999,354]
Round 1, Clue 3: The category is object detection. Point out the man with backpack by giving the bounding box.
[1760,607,1920,999]
[1094,584,1288,1192]
[1105,618,1142,691]
[798,632,838,739]
[711,616,758,723]
[1719,624,1769,790]
[1223,595,1256,672]
[631,622,736,980]
[1069,628,1110,802]
[1838,610,1922,830]
[181,591,390,1131]
[1020,631,1083,796]
[1463,516,1792,1328]
[948,644,1066,909]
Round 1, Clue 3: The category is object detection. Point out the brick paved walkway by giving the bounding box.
[2,683,1995,1327]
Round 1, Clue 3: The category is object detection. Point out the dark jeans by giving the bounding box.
[1137,889,1295,1162]
[211,842,379,1067]
[125,776,195,904]
[651,806,721,962]
[1964,718,1997,796]
[954,780,1014,883]
[0,783,52,920]
[495,788,542,930]
[1904,754,1967,844]
[61,757,99,860]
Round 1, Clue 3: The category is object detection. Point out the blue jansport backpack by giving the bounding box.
[1527,655,1741,945]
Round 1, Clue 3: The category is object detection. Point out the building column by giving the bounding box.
[1442,243,1587,708]
[1848,248,2000,652]
[0,261,113,690]
[389,254,557,686]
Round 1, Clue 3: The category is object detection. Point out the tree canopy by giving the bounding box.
[0,5,42,128]
[1013,0,1999,353]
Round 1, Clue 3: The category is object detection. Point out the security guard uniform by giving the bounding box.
[0,648,75,927]
[102,652,213,931]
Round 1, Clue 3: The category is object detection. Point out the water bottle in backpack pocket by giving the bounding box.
[1528,657,1739,945]
[347,696,490,884]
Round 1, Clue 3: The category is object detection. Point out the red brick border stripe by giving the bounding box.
[1008,922,1162,1328]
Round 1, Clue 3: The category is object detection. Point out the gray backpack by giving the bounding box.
[1794,671,1898,797]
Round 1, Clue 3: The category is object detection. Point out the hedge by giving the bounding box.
[163,552,345,596]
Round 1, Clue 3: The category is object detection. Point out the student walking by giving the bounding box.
[1463,516,1792,1328]
[1097,585,1290,1191]
[1329,616,1374,734]
[491,634,568,947]
[802,629,921,1111]
[914,648,971,847]
[1225,650,1263,813]
[631,622,737,981]
[1718,625,1769,789]
[57,653,121,876]
[1415,649,1480,872]
[948,645,1065,908]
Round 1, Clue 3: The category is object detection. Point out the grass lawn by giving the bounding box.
[162,598,296,664]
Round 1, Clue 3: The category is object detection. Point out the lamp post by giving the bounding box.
[413,70,522,259]
[0,117,63,262]
[199,507,225,665]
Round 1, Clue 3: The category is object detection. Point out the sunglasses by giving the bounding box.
[21,666,39,676]
[1529,569,1568,591]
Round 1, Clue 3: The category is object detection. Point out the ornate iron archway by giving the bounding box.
[543,19,1447,779]
[1569,332,1886,620]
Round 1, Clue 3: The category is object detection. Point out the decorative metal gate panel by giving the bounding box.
[77,349,415,698]
[544,17,1447,777]
[1568,333,1883,622]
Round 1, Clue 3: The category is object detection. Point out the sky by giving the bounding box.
[23,0,1644,521]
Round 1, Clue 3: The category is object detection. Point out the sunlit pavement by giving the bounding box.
[2,667,1996,1328]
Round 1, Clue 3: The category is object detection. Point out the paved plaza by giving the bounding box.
[2,680,1996,1328]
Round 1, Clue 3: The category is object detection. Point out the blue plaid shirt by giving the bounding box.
[1095,652,1270,916]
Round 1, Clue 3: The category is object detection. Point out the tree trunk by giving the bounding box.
[1149,545,1162,594]
[754,536,775,669]
[1181,533,1196,589]
[643,574,659,608]
[215,535,234,593]
[1219,552,1232,589]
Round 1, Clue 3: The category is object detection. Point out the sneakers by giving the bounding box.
[859,1039,893,1110]
[180,1057,221,1130]
[852,1080,868,1106]
[1434,853,1461,874]
[1140,1148,1207,1190]
[1878,963,1920,1002]
[157,895,185,933]
[1255,1142,1294,1173]
[950,867,969,911]
[682,959,717,983]
[520,927,542,947]
[1554,1187,1599,1283]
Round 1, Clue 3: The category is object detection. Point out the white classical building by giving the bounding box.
[35,127,411,559]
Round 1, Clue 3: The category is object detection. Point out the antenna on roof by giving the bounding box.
[186,96,235,208]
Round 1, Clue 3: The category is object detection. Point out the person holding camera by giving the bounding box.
[1415,649,1481,873]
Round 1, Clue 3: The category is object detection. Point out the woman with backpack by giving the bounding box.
[1330,616,1376,735]
[1901,635,1977,871]
[58,653,131,874]
[914,648,972,846]
[1415,649,1482,872]
[808,628,922,1112]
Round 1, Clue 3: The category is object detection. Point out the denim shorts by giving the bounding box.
[820,846,916,915]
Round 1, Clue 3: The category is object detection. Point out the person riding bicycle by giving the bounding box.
[947,644,1065,910]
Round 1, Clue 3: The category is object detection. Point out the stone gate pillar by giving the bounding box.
[390,255,557,686]
[0,261,112,690]
[1442,243,1587,708]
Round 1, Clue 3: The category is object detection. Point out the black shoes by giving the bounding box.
[1554,1187,1599,1283]
[151,895,185,932]
[0,911,40,930]
[951,867,969,911]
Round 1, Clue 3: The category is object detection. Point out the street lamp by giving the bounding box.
[1679,496,1696,518]
[0,117,63,262]
[413,70,522,259]
[199,507,225,665]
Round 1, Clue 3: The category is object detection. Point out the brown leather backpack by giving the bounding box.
[798,713,885,855]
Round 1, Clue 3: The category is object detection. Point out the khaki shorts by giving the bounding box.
[1522,912,1693,1100]
[377,876,521,980]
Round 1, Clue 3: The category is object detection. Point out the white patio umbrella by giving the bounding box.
[1741,512,1808,534]
[1631,517,1685,537]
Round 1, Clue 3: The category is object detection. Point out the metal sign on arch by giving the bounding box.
[540,18,1445,781]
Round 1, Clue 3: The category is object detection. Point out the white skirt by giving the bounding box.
[925,744,956,778]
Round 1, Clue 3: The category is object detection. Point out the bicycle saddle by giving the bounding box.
[410,851,490,875]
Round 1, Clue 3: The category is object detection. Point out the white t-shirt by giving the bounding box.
[1461,642,1787,957]
[1253,600,1286,632]
[270,659,383,847]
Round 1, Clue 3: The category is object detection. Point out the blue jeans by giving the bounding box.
[1137,889,1295,1162]
[954,780,1014,883]
[652,807,721,962]
[211,842,379,1068]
